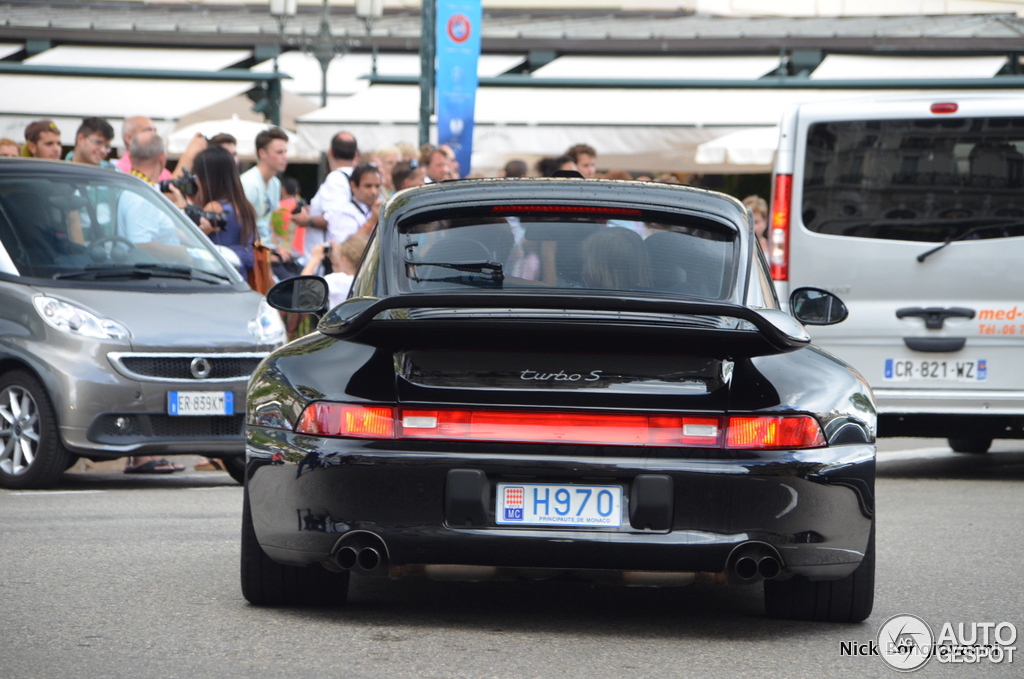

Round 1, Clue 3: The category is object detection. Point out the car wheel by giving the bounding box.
[764,522,874,623]
[240,484,349,606]
[219,456,245,484]
[948,437,992,454]
[0,370,70,489]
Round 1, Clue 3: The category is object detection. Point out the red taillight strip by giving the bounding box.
[295,404,825,449]
[769,173,792,281]
[491,205,643,217]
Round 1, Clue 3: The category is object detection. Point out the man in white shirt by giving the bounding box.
[306,132,359,257]
[325,163,382,242]
[420,146,450,184]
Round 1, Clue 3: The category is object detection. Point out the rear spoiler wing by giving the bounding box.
[319,293,810,356]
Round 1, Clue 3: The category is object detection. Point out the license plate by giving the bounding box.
[883,359,988,382]
[495,483,622,527]
[168,391,234,416]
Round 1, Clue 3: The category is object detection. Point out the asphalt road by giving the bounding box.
[1,440,1022,679]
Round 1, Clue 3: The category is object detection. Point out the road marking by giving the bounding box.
[8,490,108,496]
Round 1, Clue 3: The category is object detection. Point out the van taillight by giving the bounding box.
[930,102,958,114]
[295,404,826,450]
[769,173,792,281]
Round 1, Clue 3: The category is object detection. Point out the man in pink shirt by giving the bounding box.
[116,116,173,181]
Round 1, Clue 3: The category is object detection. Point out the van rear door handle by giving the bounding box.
[904,337,966,352]
[896,307,975,330]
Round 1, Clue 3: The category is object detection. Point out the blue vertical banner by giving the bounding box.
[435,0,481,177]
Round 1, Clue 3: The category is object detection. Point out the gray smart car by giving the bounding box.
[0,158,285,488]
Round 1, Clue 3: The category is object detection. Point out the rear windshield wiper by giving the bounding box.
[404,259,505,284]
[54,264,231,283]
[917,222,1022,262]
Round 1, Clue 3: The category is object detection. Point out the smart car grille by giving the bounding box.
[108,353,266,383]
[89,414,245,444]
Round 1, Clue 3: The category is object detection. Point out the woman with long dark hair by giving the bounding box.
[190,145,257,277]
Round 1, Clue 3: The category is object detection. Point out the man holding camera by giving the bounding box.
[120,132,190,252]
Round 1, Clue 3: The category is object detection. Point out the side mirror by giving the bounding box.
[266,275,329,315]
[790,287,848,325]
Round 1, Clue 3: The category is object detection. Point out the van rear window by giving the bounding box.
[801,118,1024,242]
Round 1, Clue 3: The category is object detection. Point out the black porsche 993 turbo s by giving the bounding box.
[242,177,876,622]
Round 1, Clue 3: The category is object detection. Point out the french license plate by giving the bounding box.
[883,359,987,382]
[168,391,234,416]
[495,483,622,527]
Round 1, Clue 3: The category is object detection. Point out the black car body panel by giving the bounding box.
[245,179,877,618]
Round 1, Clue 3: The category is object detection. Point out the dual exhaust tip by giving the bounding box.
[332,533,388,573]
[334,544,383,572]
[729,542,785,582]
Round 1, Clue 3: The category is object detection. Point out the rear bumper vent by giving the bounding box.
[89,413,245,444]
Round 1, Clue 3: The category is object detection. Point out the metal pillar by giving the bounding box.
[419,0,435,148]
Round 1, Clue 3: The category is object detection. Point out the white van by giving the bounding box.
[770,93,1024,453]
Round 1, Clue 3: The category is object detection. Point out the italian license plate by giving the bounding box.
[168,391,234,416]
[883,359,988,382]
[495,483,622,527]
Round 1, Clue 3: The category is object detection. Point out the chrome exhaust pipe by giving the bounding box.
[333,545,358,570]
[734,556,759,581]
[356,547,382,571]
[757,556,781,580]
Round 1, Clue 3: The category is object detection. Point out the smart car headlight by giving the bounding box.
[249,298,287,346]
[33,296,131,341]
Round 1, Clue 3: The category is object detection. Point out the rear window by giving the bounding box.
[397,206,737,300]
[802,117,1024,242]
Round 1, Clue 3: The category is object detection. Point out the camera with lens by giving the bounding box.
[158,168,199,197]
[184,203,227,231]
[291,199,308,215]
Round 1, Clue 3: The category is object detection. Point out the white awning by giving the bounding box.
[0,47,258,149]
[809,55,1008,80]
[531,55,782,80]
[0,74,252,143]
[695,127,780,169]
[24,46,252,71]
[0,77,251,122]
[253,52,526,101]
[168,117,313,161]
[0,43,21,60]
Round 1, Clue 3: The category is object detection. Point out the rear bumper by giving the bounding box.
[876,388,1024,438]
[245,428,874,581]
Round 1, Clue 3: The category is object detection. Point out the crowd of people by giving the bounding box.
[3,118,771,267]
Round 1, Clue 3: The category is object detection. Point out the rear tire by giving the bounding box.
[948,437,992,454]
[240,483,349,606]
[764,523,874,623]
[0,370,70,489]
